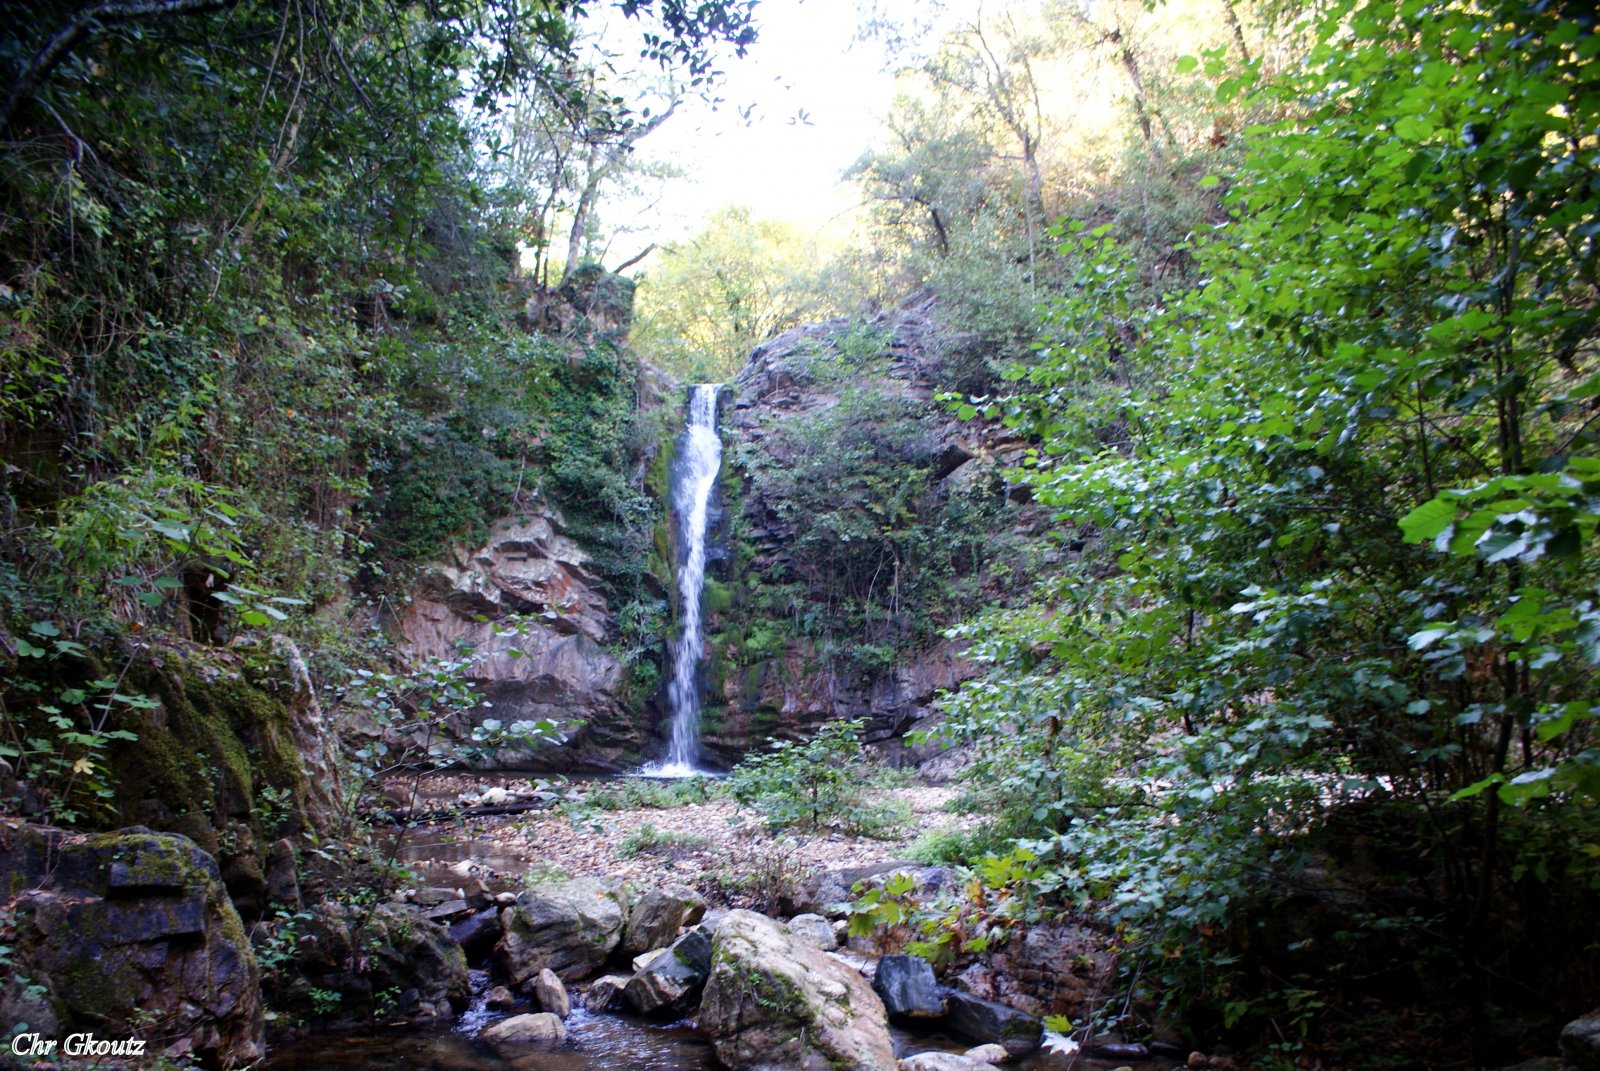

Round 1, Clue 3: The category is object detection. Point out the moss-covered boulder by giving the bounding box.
[0,822,263,1068]
[700,909,896,1071]
[99,645,337,918]
[267,901,470,1025]
[493,876,627,984]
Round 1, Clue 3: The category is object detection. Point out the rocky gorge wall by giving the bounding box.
[692,300,1050,770]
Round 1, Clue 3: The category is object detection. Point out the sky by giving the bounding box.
[602,0,946,254]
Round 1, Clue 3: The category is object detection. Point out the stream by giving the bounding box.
[281,774,1174,1071]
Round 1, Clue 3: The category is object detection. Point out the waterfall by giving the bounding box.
[647,383,722,777]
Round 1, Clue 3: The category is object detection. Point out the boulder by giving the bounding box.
[0,824,263,1068]
[873,955,945,1020]
[450,907,503,960]
[533,967,571,1018]
[1563,1009,1600,1071]
[623,883,708,956]
[634,948,669,972]
[700,909,896,1071]
[585,974,631,1012]
[944,991,1042,1056]
[624,928,713,1016]
[787,913,839,950]
[963,1043,1009,1064]
[285,901,471,1023]
[482,1012,567,1046]
[900,1055,994,1071]
[486,985,518,1011]
[494,877,626,984]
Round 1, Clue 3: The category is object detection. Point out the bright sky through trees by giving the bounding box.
[616,0,943,245]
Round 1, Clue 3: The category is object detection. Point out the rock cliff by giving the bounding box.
[697,301,1045,767]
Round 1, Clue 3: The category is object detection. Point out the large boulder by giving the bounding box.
[0,824,263,1068]
[624,927,713,1016]
[944,991,1043,1056]
[494,876,627,984]
[700,909,896,1071]
[873,955,946,1020]
[623,883,707,956]
[482,1012,567,1046]
[279,901,471,1023]
[1563,1009,1600,1071]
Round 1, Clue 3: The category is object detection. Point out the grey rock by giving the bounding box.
[623,883,708,956]
[424,898,473,921]
[700,909,897,1071]
[944,991,1042,1056]
[585,974,631,1012]
[873,956,945,1020]
[900,1054,994,1071]
[493,876,626,984]
[787,913,838,950]
[482,1012,567,1045]
[963,1044,1009,1064]
[1564,1009,1600,1071]
[0,825,263,1068]
[533,967,571,1018]
[623,928,713,1017]
[450,907,502,960]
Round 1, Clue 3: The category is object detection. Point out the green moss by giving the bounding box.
[702,578,734,615]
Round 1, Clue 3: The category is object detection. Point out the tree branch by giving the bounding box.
[2,0,239,130]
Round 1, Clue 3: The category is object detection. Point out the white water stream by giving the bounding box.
[646,384,722,777]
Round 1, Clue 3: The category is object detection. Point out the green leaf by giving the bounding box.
[1399,497,1458,543]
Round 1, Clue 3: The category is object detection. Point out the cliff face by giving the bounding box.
[696,301,1045,769]
[396,510,645,769]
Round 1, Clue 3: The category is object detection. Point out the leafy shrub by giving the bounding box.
[725,719,906,836]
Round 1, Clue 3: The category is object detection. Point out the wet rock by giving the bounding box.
[585,974,630,1012]
[0,824,263,1068]
[486,985,518,1011]
[424,898,473,921]
[963,1044,1008,1064]
[483,1012,567,1046]
[416,886,462,905]
[787,913,838,950]
[1086,1041,1150,1059]
[623,883,708,956]
[533,968,571,1018]
[1564,1009,1600,1071]
[900,1054,994,1071]
[494,876,626,984]
[873,955,946,1020]
[945,991,1042,1056]
[463,878,493,909]
[624,928,714,1017]
[450,907,502,961]
[700,909,896,1071]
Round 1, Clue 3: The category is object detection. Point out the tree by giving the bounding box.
[630,206,840,378]
[936,0,1600,1059]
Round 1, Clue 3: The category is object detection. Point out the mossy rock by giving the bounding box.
[105,655,316,915]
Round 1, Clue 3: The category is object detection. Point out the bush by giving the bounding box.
[725,719,906,836]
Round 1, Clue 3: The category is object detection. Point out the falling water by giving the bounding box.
[647,384,722,777]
